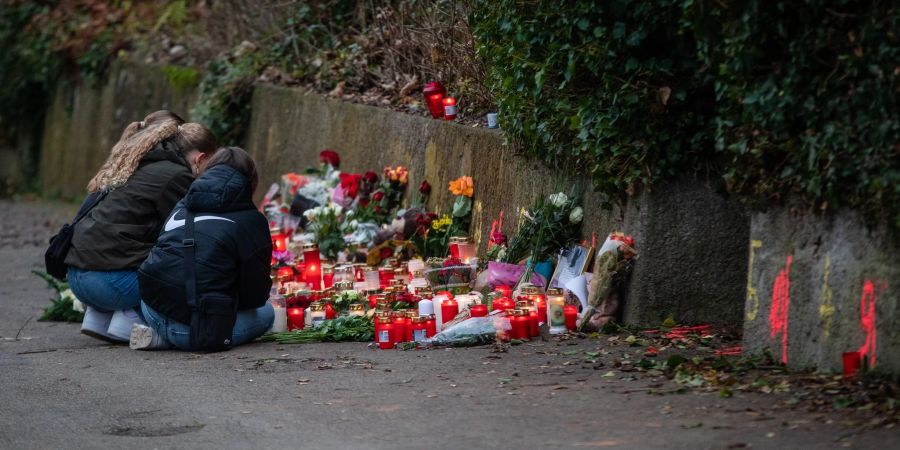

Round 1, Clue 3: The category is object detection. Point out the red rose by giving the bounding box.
[319,149,340,168]
[363,171,379,184]
[339,173,362,199]
[419,180,432,195]
[372,191,385,202]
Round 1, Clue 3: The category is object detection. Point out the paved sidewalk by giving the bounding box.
[0,199,897,449]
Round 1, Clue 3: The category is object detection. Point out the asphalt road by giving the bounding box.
[0,199,897,449]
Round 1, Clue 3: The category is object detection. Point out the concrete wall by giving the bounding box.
[245,84,750,326]
[743,207,900,373]
[39,61,197,198]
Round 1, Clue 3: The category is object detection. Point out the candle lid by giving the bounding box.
[269,226,284,234]
[301,242,319,251]
[377,315,393,324]
[520,286,539,295]
[349,303,365,311]
[546,287,563,296]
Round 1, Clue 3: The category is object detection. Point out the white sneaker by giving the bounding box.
[129,323,170,350]
[80,307,122,343]
[107,309,146,341]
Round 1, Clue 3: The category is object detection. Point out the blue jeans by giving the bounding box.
[67,268,142,314]
[141,302,274,350]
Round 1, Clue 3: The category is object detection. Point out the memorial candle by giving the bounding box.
[470,303,488,318]
[376,316,394,349]
[424,315,437,337]
[392,313,409,343]
[422,81,446,119]
[492,296,514,312]
[412,316,428,342]
[302,243,322,290]
[440,298,459,326]
[564,305,578,331]
[322,265,335,289]
[287,307,305,331]
[546,288,566,335]
[270,227,288,252]
[509,310,529,340]
[348,303,365,317]
[442,97,457,121]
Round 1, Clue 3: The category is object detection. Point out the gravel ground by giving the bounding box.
[0,199,897,449]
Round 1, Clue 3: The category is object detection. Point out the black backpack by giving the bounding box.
[44,191,108,280]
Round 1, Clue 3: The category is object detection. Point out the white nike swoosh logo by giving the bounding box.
[164,209,235,232]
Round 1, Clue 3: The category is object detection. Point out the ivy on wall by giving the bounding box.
[471,0,899,229]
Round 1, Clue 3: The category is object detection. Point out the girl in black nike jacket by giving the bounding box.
[135,147,274,350]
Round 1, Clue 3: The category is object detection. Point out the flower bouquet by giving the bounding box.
[577,233,637,332]
[498,187,584,289]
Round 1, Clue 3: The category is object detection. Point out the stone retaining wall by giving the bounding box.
[34,62,751,328]
[743,207,899,373]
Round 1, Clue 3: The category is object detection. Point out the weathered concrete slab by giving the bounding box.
[39,61,197,198]
[743,207,900,373]
[621,180,750,326]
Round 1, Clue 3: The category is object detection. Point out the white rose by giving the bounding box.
[549,192,568,207]
[569,206,584,224]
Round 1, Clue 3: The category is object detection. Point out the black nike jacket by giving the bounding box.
[138,164,273,324]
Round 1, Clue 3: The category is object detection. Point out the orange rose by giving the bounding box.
[448,176,474,197]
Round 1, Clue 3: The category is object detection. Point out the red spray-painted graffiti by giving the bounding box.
[858,280,878,367]
[769,255,792,365]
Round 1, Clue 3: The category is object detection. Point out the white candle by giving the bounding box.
[418,299,434,317]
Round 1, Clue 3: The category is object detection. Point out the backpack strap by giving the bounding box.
[182,209,199,349]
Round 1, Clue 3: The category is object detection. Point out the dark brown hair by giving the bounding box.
[170,122,218,155]
[205,146,259,194]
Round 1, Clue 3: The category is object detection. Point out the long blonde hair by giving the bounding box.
[87,119,181,192]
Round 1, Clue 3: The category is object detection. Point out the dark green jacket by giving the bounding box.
[65,142,194,271]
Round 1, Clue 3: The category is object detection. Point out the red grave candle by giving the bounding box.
[276,265,294,280]
[303,243,322,290]
[378,267,394,289]
[405,312,415,342]
[325,302,336,320]
[509,310,529,340]
[424,315,437,338]
[270,227,288,253]
[492,297,514,312]
[392,313,409,343]
[367,292,381,309]
[412,317,427,342]
[843,351,862,378]
[287,307,305,331]
[495,285,512,299]
[564,305,578,331]
[442,97,457,121]
[528,310,540,337]
[437,290,454,300]
[376,316,394,350]
[441,298,459,325]
[448,237,461,259]
[293,261,306,282]
[534,296,547,326]
[422,82,446,119]
[322,265,335,289]
[470,304,488,318]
